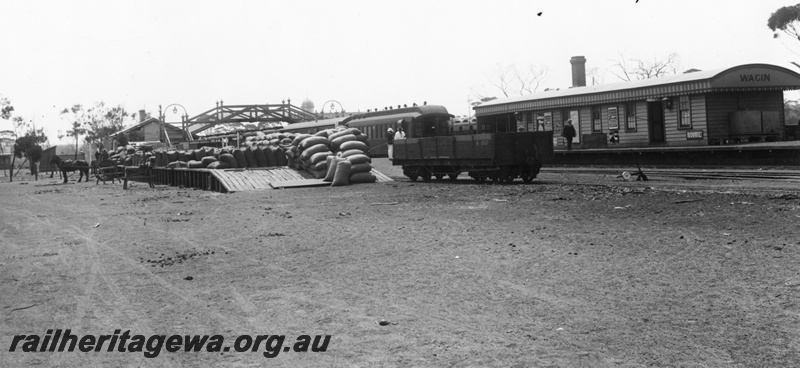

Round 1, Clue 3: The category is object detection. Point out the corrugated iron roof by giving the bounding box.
[475,63,800,116]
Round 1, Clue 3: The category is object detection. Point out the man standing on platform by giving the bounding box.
[562,120,576,151]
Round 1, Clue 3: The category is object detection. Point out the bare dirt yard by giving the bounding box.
[1,162,799,367]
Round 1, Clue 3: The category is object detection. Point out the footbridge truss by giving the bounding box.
[185,101,317,136]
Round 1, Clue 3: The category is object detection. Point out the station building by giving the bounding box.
[473,57,800,151]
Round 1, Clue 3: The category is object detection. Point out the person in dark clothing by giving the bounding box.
[562,120,576,150]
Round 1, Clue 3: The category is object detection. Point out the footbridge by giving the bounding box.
[183,100,317,136]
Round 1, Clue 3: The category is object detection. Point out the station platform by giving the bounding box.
[554,141,800,167]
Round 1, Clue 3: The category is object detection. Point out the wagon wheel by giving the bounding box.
[421,170,432,182]
[521,173,535,183]
[434,173,444,181]
[448,173,459,181]
[408,174,419,182]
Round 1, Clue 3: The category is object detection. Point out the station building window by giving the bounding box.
[678,95,691,128]
[525,112,534,132]
[625,102,637,131]
[592,106,602,132]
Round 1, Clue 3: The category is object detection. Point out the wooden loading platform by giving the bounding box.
[149,167,392,193]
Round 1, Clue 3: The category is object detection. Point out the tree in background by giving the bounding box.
[7,116,26,180]
[84,103,135,150]
[13,126,47,181]
[768,4,800,68]
[785,99,800,125]
[0,95,13,121]
[0,95,14,177]
[477,63,549,98]
[60,104,92,160]
[769,5,800,42]
[610,52,681,81]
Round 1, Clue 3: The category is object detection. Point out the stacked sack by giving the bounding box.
[108,145,155,167]
[154,131,294,170]
[286,126,376,185]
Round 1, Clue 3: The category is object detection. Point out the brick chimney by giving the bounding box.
[570,56,586,88]
[139,109,146,122]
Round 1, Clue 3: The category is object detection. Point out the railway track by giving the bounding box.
[544,167,800,182]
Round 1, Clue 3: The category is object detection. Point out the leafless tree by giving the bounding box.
[587,66,605,86]
[483,63,549,97]
[610,52,681,81]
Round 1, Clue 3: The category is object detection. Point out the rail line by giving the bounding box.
[544,167,800,182]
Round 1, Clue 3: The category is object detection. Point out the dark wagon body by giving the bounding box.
[393,131,554,183]
[343,105,453,157]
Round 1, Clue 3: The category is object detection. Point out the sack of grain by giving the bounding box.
[310,150,333,165]
[339,149,365,158]
[274,146,287,166]
[323,155,339,182]
[218,153,238,168]
[291,134,312,147]
[309,168,328,179]
[331,160,351,186]
[349,162,372,174]
[330,134,357,152]
[327,129,352,142]
[346,153,371,165]
[339,140,369,152]
[253,147,268,167]
[265,146,279,167]
[349,171,376,184]
[233,149,247,168]
[300,143,329,161]
[244,147,257,168]
[201,156,218,166]
[299,136,329,150]
[207,161,232,169]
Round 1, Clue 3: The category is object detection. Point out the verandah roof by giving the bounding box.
[474,64,800,116]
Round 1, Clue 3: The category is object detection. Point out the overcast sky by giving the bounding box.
[1,0,798,143]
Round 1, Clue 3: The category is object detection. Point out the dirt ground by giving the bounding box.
[1,162,799,367]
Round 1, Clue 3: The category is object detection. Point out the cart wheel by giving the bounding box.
[448,173,458,181]
[408,175,419,182]
[522,173,535,183]
[421,172,432,182]
[434,174,444,181]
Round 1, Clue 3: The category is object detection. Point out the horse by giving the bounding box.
[49,156,90,184]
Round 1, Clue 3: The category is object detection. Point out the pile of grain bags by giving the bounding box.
[154,132,295,170]
[286,127,376,185]
[108,145,155,167]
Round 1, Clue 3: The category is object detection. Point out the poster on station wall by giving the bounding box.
[608,107,619,130]
[526,113,534,132]
[544,112,553,131]
[534,113,545,131]
[516,115,526,132]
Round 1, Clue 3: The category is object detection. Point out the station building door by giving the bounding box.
[647,101,665,143]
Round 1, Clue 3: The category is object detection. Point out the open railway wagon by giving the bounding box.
[393,131,554,183]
